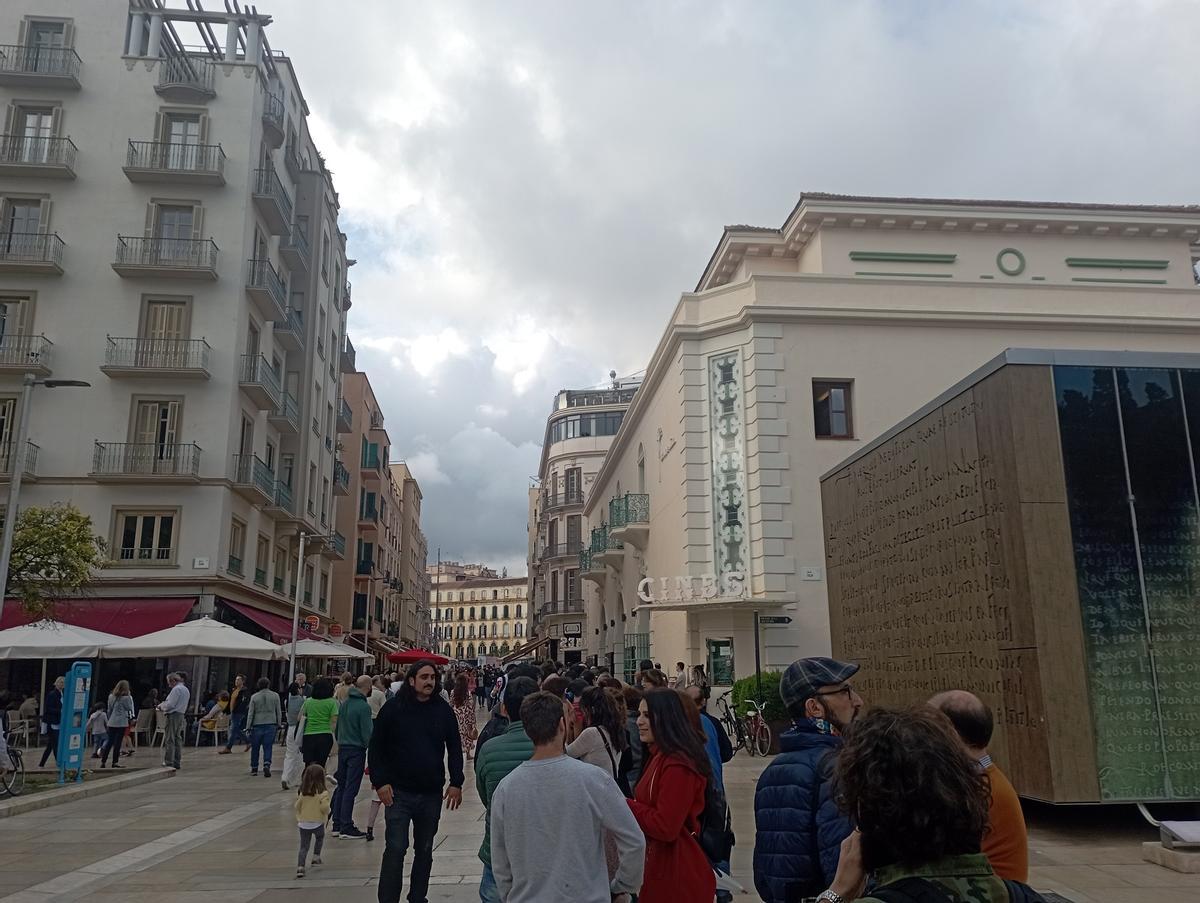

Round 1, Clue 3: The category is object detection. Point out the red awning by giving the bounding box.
[0,597,195,638]
[387,648,450,666]
[221,599,320,643]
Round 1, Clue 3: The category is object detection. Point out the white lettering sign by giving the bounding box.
[637,571,747,603]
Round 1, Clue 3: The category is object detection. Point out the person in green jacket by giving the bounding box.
[475,676,539,903]
[331,675,374,838]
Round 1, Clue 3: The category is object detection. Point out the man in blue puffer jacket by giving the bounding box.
[754,657,865,902]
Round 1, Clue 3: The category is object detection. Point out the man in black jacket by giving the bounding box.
[369,660,463,903]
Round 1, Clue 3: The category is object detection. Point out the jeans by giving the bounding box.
[378,790,442,903]
[249,724,275,771]
[331,745,366,830]
[225,712,248,750]
[479,864,500,903]
[298,824,325,868]
[162,711,185,768]
[101,725,126,767]
[302,732,334,769]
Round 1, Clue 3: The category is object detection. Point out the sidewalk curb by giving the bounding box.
[0,766,176,819]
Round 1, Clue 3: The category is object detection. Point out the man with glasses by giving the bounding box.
[753,657,864,902]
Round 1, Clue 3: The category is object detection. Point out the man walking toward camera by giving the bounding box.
[331,675,374,839]
[369,660,463,903]
[754,657,863,902]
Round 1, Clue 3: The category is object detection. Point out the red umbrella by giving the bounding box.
[387,648,450,666]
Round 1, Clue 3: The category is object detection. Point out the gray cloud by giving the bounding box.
[267,0,1200,569]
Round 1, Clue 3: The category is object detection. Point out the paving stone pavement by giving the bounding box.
[0,734,1196,902]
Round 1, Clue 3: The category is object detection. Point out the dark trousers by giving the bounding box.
[101,726,126,766]
[298,824,324,867]
[378,790,442,903]
[331,745,366,830]
[224,713,248,750]
[249,724,275,771]
[38,728,58,767]
[301,732,334,768]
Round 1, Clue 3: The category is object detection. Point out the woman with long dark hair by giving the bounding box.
[627,688,715,902]
[450,673,477,760]
[300,677,338,768]
[567,686,629,784]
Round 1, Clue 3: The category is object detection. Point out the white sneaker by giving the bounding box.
[295,866,305,878]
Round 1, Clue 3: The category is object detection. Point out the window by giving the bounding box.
[566,515,581,549]
[491,605,498,619]
[813,380,853,439]
[516,604,522,619]
[254,534,269,585]
[470,591,475,601]
[2,197,47,253]
[637,445,645,493]
[548,411,624,443]
[273,545,288,591]
[321,232,330,281]
[503,604,509,618]
[503,623,510,637]
[307,463,317,514]
[319,572,328,612]
[469,606,475,620]
[515,622,524,638]
[0,294,32,341]
[131,397,182,472]
[228,519,245,575]
[458,607,464,619]
[566,569,578,601]
[304,564,314,605]
[114,509,176,563]
[565,467,582,500]
[321,478,329,524]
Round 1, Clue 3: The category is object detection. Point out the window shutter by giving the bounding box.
[16,20,27,47]
[152,112,164,144]
[190,205,204,241]
[62,21,74,48]
[3,104,14,136]
[36,199,51,234]
[49,106,62,138]
[198,114,209,145]
[143,202,155,239]
[15,299,29,336]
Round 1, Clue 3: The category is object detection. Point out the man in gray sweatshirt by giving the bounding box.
[490,691,644,903]
[246,677,282,779]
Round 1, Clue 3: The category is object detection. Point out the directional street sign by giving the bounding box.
[760,616,792,626]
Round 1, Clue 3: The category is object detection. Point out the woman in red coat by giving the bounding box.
[628,688,716,903]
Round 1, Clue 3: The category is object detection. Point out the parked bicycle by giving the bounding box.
[742,697,772,757]
[1,741,25,797]
[715,690,748,754]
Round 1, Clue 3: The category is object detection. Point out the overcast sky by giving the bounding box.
[266,0,1200,575]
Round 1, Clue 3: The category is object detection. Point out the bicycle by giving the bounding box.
[742,699,771,757]
[715,690,747,754]
[0,742,25,797]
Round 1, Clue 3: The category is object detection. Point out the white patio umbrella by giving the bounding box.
[101,616,280,660]
[279,639,373,661]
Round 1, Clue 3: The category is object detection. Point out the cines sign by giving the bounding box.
[637,571,747,603]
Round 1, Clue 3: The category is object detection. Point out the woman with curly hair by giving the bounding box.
[819,706,1043,903]
[627,688,716,903]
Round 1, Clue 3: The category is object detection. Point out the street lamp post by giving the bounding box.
[0,375,90,624]
[287,530,308,684]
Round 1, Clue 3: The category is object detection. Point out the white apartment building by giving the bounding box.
[0,1,354,646]
[528,378,639,666]
[584,193,1200,686]
[430,575,530,663]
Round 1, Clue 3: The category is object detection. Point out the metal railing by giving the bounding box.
[330,532,347,556]
[359,501,379,522]
[542,488,585,512]
[125,140,225,175]
[262,93,284,132]
[282,224,310,259]
[92,442,201,478]
[158,55,214,94]
[273,576,284,593]
[356,558,374,576]
[0,232,64,266]
[579,549,595,572]
[338,397,352,426]
[369,410,384,429]
[252,166,292,220]
[341,337,356,370]
[105,337,210,371]
[0,135,76,168]
[0,44,81,79]
[227,555,243,576]
[541,542,584,560]
[609,492,650,529]
[343,281,352,305]
[246,257,287,310]
[271,481,294,513]
[0,440,38,476]
[273,391,299,429]
[333,460,350,491]
[254,567,267,586]
[239,354,282,404]
[273,307,304,344]
[232,453,275,497]
[115,236,217,270]
[0,334,51,369]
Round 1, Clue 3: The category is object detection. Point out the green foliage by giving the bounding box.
[9,503,106,620]
[731,670,787,721]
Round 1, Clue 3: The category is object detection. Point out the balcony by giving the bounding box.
[268,391,300,434]
[113,236,218,280]
[542,597,584,617]
[227,555,243,577]
[0,335,52,376]
[272,307,303,352]
[333,459,350,495]
[261,93,284,148]
[0,135,77,179]
[279,224,310,273]
[251,167,292,235]
[594,523,624,568]
[324,531,347,561]
[540,541,584,563]
[579,549,606,586]
[284,142,302,181]
[0,232,64,274]
[342,281,352,310]
[541,489,585,514]
[356,558,375,577]
[0,44,81,89]
[254,567,267,587]
[155,55,215,102]
[264,480,296,520]
[336,396,352,433]
[245,257,287,320]
[231,453,275,504]
[340,336,356,374]
[101,337,211,379]
[91,442,201,483]
[358,501,379,529]
[0,441,39,482]
[609,492,650,549]
[360,449,382,484]
[239,354,282,409]
[123,140,225,186]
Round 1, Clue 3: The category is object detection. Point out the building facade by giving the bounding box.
[584,193,1200,686]
[390,460,429,647]
[0,2,357,648]
[430,574,530,663]
[527,380,639,665]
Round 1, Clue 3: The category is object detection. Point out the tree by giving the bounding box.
[9,503,106,620]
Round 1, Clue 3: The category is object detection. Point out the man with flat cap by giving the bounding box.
[753,656,865,903]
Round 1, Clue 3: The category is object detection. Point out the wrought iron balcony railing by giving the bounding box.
[105,337,210,371]
[0,134,77,168]
[0,44,81,80]
[0,334,51,369]
[115,236,217,270]
[0,232,64,266]
[252,166,292,220]
[92,442,201,478]
[609,492,649,529]
[246,257,287,310]
[232,453,275,497]
[157,55,215,95]
[125,140,225,176]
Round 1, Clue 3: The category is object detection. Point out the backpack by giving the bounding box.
[869,875,1045,903]
[696,778,733,863]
